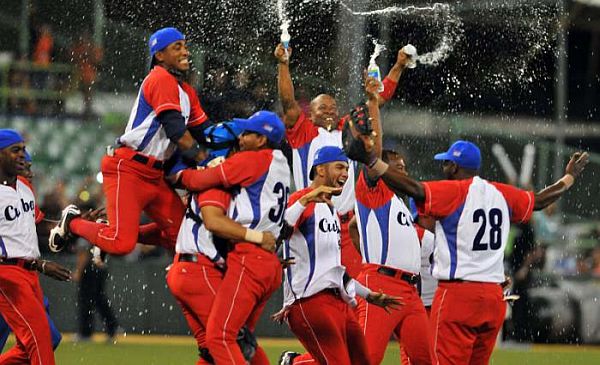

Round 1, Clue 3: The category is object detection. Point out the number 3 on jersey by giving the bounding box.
[269,182,289,226]
[472,208,503,251]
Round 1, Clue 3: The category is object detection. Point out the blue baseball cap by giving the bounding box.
[0,129,24,150]
[309,146,348,179]
[148,27,185,65]
[202,121,243,165]
[233,111,285,145]
[434,140,481,170]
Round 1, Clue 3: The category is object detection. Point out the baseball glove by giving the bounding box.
[342,102,375,165]
[237,325,258,361]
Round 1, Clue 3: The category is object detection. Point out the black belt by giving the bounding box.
[132,154,163,170]
[323,288,342,297]
[377,266,420,285]
[177,253,199,263]
[0,258,36,271]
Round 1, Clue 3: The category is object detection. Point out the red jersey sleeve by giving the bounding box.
[287,188,315,228]
[285,111,319,148]
[378,77,399,102]
[490,182,535,223]
[182,83,209,127]
[196,188,231,212]
[417,179,469,219]
[218,150,273,188]
[142,67,182,115]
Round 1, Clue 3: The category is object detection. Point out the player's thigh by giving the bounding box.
[346,309,371,365]
[144,179,185,236]
[101,157,150,224]
[430,287,476,365]
[396,302,433,365]
[469,297,505,365]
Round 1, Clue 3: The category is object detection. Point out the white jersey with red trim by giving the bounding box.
[354,171,421,274]
[286,112,355,214]
[418,228,437,307]
[417,176,535,283]
[224,149,291,238]
[282,188,349,307]
[0,180,40,259]
[175,188,230,262]
[118,66,208,161]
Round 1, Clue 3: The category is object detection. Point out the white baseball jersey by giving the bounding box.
[175,188,230,262]
[354,171,421,274]
[417,176,534,283]
[282,188,352,307]
[118,65,208,161]
[286,112,355,214]
[0,179,40,259]
[417,227,437,307]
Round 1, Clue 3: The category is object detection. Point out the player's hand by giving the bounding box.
[363,75,380,101]
[260,231,277,253]
[565,152,589,178]
[280,257,295,269]
[299,185,342,207]
[366,291,403,313]
[80,207,106,222]
[37,260,72,282]
[395,48,411,69]
[166,170,183,186]
[274,44,292,64]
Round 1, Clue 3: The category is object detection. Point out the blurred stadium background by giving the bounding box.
[1,0,600,363]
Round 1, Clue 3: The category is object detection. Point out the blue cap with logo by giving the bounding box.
[202,121,243,164]
[0,129,24,150]
[148,27,185,65]
[434,140,481,170]
[233,111,285,145]
[309,146,348,179]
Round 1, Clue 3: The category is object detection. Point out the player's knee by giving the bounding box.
[111,239,137,255]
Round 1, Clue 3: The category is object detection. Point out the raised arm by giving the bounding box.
[378,49,410,106]
[533,152,589,210]
[274,44,302,128]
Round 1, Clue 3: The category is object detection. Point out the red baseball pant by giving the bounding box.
[287,290,370,365]
[205,243,281,365]
[339,213,362,278]
[0,266,54,365]
[430,281,506,365]
[356,265,432,365]
[167,254,223,365]
[401,306,431,365]
[70,154,185,255]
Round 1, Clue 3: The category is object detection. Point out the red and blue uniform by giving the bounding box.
[70,65,209,255]
[354,170,433,365]
[417,176,534,365]
[180,148,290,365]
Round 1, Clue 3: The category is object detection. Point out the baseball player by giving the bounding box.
[0,129,71,365]
[50,27,210,255]
[344,131,589,365]
[173,111,290,364]
[167,121,272,364]
[277,146,399,365]
[274,43,412,278]
[351,126,433,365]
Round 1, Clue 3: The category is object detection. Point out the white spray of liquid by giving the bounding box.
[340,2,463,67]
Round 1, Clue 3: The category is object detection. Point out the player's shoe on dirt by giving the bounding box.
[278,351,300,365]
[48,204,81,252]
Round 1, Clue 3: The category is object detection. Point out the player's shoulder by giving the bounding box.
[289,187,313,206]
[16,176,35,194]
[143,66,178,89]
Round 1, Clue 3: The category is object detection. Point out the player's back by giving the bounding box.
[431,176,526,283]
[228,149,291,239]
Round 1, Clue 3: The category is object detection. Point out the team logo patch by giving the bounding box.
[453,150,462,157]
[263,124,273,132]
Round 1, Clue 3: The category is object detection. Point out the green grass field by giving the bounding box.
[6,334,600,364]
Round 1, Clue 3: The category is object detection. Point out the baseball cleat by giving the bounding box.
[48,204,81,252]
[91,218,109,266]
[278,351,300,365]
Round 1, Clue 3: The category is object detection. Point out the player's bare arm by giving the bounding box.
[275,43,302,128]
[298,185,342,207]
[533,152,589,210]
[33,260,72,282]
[377,48,410,106]
[202,205,276,253]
